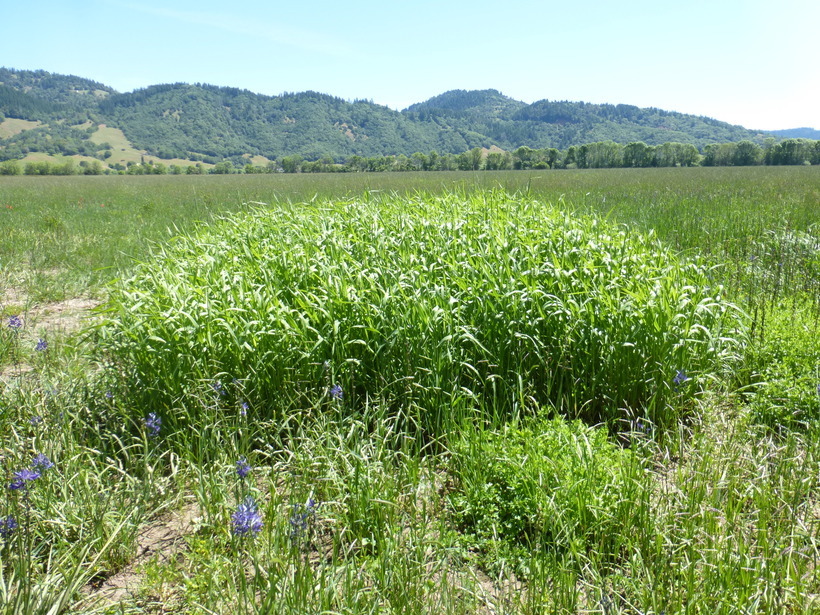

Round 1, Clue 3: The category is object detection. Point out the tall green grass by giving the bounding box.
[1,169,819,613]
[98,191,744,439]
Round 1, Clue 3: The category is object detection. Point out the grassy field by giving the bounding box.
[0,168,819,614]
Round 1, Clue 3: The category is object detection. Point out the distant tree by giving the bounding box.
[775,139,813,165]
[52,159,76,175]
[25,161,51,175]
[210,161,233,174]
[732,140,763,166]
[465,147,482,170]
[81,160,104,175]
[455,151,472,171]
[280,155,302,173]
[702,143,736,167]
[0,160,21,175]
[484,151,510,170]
[410,152,428,171]
[623,142,654,168]
[512,146,534,170]
[345,155,367,172]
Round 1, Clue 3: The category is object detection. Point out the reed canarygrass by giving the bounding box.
[99,191,744,439]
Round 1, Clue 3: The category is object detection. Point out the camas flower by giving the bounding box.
[289,498,319,540]
[673,369,689,387]
[0,516,17,538]
[236,456,252,479]
[329,384,343,401]
[232,496,263,536]
[9,468,40,490]
[145,413,161,437]
[211,380,227,397]
[32,453,54,471]
[7,315,22,329]
[35,338,48,352]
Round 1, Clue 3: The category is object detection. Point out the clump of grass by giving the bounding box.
[99,190,745,440]
[744,299,820,430]
[446,414,651,576]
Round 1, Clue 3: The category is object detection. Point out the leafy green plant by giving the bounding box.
[447,415,651,574]
[745,300,820,430]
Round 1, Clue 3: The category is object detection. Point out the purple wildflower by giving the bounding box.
[232,496,263,536]
[289,498,319,540]
[211,380,227,397]
[239,400,249,416]
[329,384,343,401]
[7,315,22,330]
[236,456,252,479]
[145,413,161,437]
[9,468,40,490]
[0,516,17,539]
[35,338,48,352]
[32,453,54,471]
[673,370,689,387]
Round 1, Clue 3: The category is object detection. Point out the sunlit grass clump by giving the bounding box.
[448,415,650,576]
[100,191,744,437]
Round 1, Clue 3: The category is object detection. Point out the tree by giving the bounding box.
[484,151,507,170]
[210,161,233,174]
[81,160,104,175]
[513,146,535,170]
[732,141,762,166]
[280,155,302,173]
[623,142,653,168]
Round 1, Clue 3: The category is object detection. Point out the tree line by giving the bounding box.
[2,138,818,176]
[267,138,820,173]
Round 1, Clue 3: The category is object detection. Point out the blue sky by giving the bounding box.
[2,0,817,130]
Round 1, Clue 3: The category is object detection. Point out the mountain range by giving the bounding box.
[0,67,791,165]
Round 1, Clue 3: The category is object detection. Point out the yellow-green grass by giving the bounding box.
[18,152,103,166]
[100,191,743,436]
[0,118,40,138]
[89,124,211,168]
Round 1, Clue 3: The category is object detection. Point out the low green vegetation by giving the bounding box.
[0,167,819,613]
[448,416,650,574]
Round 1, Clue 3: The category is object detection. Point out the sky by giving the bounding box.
[1,0,818,131]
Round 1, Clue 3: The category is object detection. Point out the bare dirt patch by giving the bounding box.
[1,294,102,382]
[2,294,101,337]
[30,297,101,336]
[80,501,200,607]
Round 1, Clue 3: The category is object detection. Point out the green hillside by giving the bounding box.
[0,67,779,165]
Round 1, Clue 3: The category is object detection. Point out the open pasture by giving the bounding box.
[0,167,819,614]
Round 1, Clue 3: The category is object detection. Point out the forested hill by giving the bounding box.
[0,67,771,163]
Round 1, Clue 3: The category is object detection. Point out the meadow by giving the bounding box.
[0,167,819,614]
